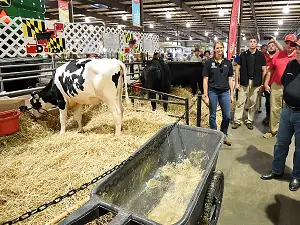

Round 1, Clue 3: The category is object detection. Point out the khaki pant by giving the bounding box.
[234,80,260,124]
[269,83,283,134]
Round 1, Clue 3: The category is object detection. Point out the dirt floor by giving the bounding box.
[0,87,222,225]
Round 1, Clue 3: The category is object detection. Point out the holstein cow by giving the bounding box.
[30,58,129,136]
[140,59,171,112]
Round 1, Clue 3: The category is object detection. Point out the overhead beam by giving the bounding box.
[168,0,227,37]
[249,0,260,41]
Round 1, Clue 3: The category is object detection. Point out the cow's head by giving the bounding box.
[140,61,161,89]
[30,91,55,118]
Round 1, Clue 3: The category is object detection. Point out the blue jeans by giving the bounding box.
[208,89,231,136]
[272,105,300,179]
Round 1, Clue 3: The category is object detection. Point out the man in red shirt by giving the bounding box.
[263,34,297,138]
[262,39,283,125]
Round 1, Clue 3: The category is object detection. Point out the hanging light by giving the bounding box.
[166,11,171,19]
[214,36,218,41]
[149,23,154,28]
[274,31,279,36]
[243,36,246,41]
[283,5,290,14]
[166,37,170,41]
[186,22,191,28]
[278,19,283,25]
[85,17,90,23]
[122,15,127,21]
[205,31,208,36]
[189,36,193,40]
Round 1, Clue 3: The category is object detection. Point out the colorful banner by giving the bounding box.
[58,0,69,22]
[132,0,141,27]
[22,19,66,54]
[227,0,240,60]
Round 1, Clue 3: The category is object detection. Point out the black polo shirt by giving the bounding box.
[238,49,266,87]
[281,59,300,108]
[202,58,234,91]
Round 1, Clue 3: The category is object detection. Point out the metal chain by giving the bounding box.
[2,97,198,225]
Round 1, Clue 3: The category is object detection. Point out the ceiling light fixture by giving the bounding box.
[166,37,170,41]
[117,25,122,29]
[122,15,127,21]
[283,5,290,14]
[243,36,246,41]
[278,19,283,25]
[205,31,208,36]
[189,36,193,40]
[219,9,225,16]
[274,31,279,36]
[149,23,154,28]
[186,22,191,28]
[166,11,171,19]
[214,36,218,41]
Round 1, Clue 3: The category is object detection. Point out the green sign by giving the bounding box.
[0,0,45,20]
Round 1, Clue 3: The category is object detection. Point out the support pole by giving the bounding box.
[196,91,202,127]
[236,0,244,55]
[185,98,189,125]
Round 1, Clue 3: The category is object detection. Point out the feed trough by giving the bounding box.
[60,124,224,225]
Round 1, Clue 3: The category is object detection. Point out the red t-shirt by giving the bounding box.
[264,53,273,68]
[269,50,296,85]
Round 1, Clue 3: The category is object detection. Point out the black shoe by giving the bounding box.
[261,171,284,180]
[289,179,300,191]
[232,123,241,129]
[246,123,254,130]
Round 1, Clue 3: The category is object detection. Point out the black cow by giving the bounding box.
[140,60,171,112]
[168,61,204,96]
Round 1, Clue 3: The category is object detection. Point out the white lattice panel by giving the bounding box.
[0,16,26,58]
[64,23,104,54]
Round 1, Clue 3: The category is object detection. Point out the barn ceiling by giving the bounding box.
[45,0,300,43]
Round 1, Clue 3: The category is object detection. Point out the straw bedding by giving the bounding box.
[0,87,222,224]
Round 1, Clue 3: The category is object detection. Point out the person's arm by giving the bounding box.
[202,61,210,106]
[228,63,234,103]
[271,38,284,51]
[235,64,240,89]
[264,69,273,93]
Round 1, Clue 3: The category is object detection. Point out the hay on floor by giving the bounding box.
[0,87,222,224]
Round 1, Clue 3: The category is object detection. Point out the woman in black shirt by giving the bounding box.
[202,41,234,146]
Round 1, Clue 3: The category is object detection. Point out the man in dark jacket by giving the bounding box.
[232,38,267,130]
[261,39,300,191]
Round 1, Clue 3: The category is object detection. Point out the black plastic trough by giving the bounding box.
[60,124,225,225]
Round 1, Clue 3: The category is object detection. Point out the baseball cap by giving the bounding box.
[285,34,297,42]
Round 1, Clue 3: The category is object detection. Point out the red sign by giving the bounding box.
[227,0,240,60]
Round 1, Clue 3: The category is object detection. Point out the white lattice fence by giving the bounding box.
[0,16,26,58]
[64,23,104,54]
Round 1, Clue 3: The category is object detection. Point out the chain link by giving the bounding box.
[2,97,198,225]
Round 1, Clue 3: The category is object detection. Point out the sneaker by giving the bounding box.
[263,132,276,139]
[224,138,232,146]
[232,123,241,129]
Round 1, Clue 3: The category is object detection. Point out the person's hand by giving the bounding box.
[264,84,271,93]
[259,85,264,93]
[203,95,209,107]
[235,83,240,90]
[230,95,234,104]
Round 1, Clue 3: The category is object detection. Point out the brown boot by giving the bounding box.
[224,138,232,146]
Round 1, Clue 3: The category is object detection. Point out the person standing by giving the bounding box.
[261,39,300,191]
[232,38,267,130]
[262,39,283,125]
[202,41,234,146]
[190,48,202,62]
[263,34,297,138]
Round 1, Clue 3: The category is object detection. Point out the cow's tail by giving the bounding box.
[118,61,130,105]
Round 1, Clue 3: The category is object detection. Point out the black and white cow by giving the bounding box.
[30,58,129,136]
[140,60,171,111]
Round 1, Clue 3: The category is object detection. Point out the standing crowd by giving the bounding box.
[202,34,300,191]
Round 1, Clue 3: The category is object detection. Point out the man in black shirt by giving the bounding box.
[232,38,267,130]
[261,39,300,191]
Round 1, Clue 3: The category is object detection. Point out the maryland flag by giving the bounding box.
[48,38,66,53]
[22,19,46,38]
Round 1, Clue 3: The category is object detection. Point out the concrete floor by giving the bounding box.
[216,105,300,225]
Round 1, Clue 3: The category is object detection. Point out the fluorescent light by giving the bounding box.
[274,31,279,36]
[189,36,193,40]
[205,31,208,36]
[175,32,178,36]
[149,23,154,28]
[278,19,283,25]
[214,36,218,41]
[186,22,191,28]
[243,36,246,41]
[178,43,181,46]
[166,11,171,19]
[283,5,289,14]
[166,37,170,41]
[122,15,127,21]
[85,17,90,23]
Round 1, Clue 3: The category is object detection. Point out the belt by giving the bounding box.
[286,104,300,112]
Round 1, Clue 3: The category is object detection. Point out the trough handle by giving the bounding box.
[108,211,131,225]
[59,198,104,225]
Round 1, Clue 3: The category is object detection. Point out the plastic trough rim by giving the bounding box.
[0,110,21,122]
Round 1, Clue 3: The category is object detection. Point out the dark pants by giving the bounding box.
[208,89,231,136]
[272,106,300,179]
[264,90,270,115]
